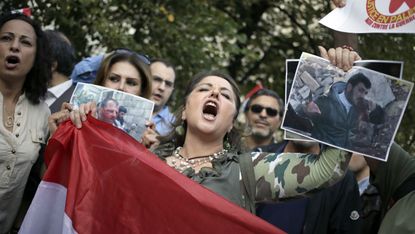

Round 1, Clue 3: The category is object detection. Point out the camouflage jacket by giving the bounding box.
[153,144,350,211]
[252,147,350,201]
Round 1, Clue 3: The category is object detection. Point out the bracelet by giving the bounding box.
[341,45,354,51]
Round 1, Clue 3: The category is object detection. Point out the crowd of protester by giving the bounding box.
[1,2,415,233]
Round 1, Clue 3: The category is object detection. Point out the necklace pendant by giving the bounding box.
[5,116,14,128]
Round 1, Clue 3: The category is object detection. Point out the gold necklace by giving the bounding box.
[3,106,15,128]
[170,147,228,173]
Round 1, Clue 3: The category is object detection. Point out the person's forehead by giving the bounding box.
[197,76,233,89]
[150,62,175,82]
[1,19,36,39]
[251,95,280,108]
[354,82,368,90]
[110,61,140,74]
[106,100,118,107]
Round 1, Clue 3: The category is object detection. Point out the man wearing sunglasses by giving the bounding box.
[243,88,283,152]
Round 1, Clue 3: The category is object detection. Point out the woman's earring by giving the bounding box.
[224,132,231,150]
[175,124,185,136]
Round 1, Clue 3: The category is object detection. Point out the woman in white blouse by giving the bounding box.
[0,12,51,233]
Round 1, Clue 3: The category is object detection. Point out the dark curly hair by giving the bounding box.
[347,73,371,89]
[159,70,243,153]
[0,13,52,104]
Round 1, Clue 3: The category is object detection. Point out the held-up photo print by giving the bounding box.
[70,82,154,141]
[281,53,413,161]
[283,59,313,142]
[284,59,405,142]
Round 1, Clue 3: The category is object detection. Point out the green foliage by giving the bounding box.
[1,0,414,153]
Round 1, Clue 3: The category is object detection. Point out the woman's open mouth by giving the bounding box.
[202,101,218,120]
[5,55,21,69]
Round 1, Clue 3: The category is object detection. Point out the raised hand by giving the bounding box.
[141,121,160,149]
[318,46,361,72]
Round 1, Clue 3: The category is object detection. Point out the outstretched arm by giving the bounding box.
[252,147,351,201]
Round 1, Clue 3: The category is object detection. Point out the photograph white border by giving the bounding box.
[281,53,413,161]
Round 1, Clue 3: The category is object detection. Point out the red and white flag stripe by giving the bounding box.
[20,117,284,234]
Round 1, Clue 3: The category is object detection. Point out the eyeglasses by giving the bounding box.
[250,104,279,117]
[114,48,151,65]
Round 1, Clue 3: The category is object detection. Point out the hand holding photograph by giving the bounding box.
[70,83,154,141]
[281,53,413,161]
[283,59,405,142]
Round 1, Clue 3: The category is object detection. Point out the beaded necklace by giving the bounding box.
[170,147,228,173]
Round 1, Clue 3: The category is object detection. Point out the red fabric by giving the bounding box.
[244,82,264,99]
[22,8,31,17]
[44,116,285,234]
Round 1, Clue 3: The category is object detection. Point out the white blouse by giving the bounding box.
[0,93,50,232]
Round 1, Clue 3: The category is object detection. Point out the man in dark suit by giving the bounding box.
[44,30,76,113]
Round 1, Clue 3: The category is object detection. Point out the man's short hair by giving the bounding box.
[150,58,176,76]
[119,106,127,113]
[99,98,119,108]
[244,88,284,117]
[44,30,76,77]
[347,73,371,89]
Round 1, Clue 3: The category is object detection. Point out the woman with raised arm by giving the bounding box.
[150,70,351,211]
[51,46,358,212]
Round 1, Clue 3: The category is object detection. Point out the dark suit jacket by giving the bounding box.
[23,84,76,207]
[49,84,76,113]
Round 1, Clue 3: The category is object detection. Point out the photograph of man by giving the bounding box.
[98,98,119,126]
[303,73,385,149]
[116,106,127,129]
[283,53,413,161]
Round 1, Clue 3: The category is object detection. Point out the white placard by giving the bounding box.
[320,0,415,34]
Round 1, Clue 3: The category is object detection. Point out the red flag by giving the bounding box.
[11,8,32,17]
[244,82,264,100]
[240,82,264,113]
[21,116,284,234]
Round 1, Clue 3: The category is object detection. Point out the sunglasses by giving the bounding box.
[114,48,151,65]
[250,104,279,117]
